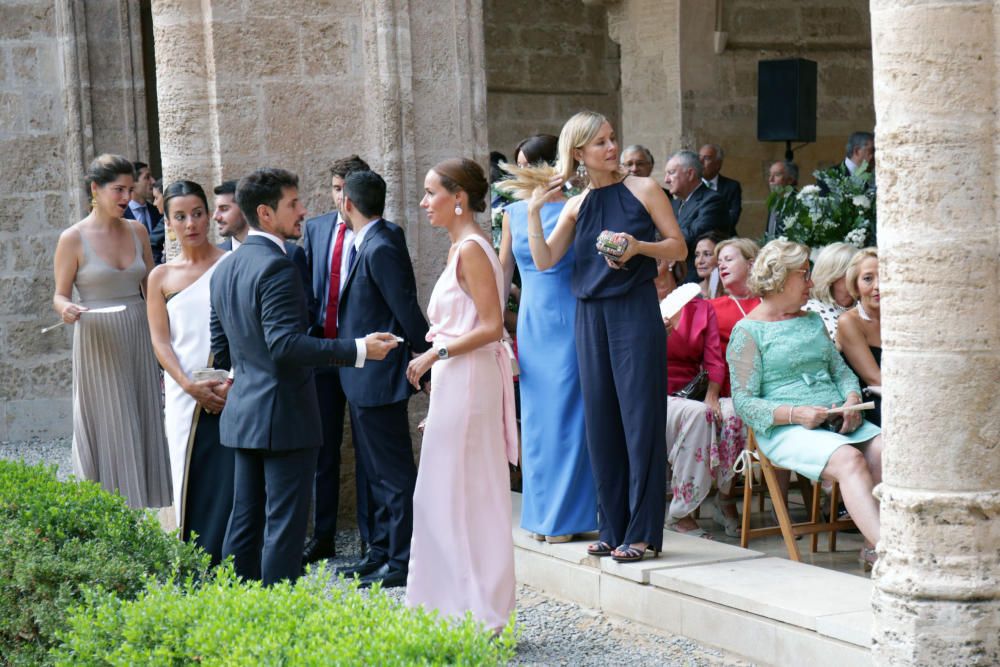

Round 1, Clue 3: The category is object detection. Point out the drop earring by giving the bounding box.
[576,163,587,180]
[90,195,97,210]
[454,202,463,216]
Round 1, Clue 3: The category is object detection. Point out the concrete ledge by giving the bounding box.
[511,493,872,665]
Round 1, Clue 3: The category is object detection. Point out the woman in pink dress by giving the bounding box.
[405,158,518,633]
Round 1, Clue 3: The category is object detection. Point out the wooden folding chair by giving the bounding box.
[738,428,855,561]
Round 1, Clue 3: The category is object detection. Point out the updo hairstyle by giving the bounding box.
[162,180,210,217]
[809,242,859,304]
[85,154,135,189]
[748,239,810,297]
[845,247,878,299]
[432,158,488,213]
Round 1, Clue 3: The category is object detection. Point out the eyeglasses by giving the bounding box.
[792,268,812,281]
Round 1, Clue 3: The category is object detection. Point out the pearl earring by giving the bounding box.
[454,202,463,216]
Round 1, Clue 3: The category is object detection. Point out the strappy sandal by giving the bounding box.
[586,541,614,557]
[611,544,660,563]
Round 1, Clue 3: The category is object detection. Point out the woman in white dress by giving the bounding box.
[146,180,232,564]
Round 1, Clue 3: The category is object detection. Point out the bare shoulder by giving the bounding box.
[458,236,492,264]
[562,192,586,217]
[58,223,84,245]
[127,218,150,239]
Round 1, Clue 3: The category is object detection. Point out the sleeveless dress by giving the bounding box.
[71,223,172,508]
[405,234,518,632]
[163,253,233,565]
[508,200,597,537]
[571,178,667,551]
[727,312,880,481]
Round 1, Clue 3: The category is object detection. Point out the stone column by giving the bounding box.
[869,1,1000,665]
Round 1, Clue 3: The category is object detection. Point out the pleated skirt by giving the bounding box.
[71,298,172,508]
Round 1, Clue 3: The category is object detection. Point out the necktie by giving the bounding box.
[709,181,717,191]
[322,223,347,339]
[348,243,358,272]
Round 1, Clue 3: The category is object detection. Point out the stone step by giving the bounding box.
[511,492,872,666]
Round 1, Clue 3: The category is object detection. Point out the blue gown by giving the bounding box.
[508,200,598,535]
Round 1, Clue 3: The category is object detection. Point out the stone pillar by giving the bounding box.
[869,1,1000,664]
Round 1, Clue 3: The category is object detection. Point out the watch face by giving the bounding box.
[437,346,448,359]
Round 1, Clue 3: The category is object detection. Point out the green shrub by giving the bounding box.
[53,565,516,666]
[0,461,209,666]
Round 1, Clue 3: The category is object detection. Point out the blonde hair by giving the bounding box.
[748,239,810,297]
[845,247,878,299]
[556,111,610,184]
[714,237,760,264]
[809,242,860,304]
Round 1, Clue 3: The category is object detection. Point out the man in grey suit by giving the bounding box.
[210,167,398,585]
[664,150,731,283]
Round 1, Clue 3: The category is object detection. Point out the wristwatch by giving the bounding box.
[436,343,450,360]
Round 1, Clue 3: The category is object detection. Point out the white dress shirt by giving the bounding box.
[317,214,354,329]
[705,175,719,191]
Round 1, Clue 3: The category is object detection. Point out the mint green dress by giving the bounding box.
[727,312,880,481]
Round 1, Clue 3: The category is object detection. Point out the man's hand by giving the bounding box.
[364,332,399,361]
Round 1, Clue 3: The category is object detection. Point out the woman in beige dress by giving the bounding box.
[52,154,171,508]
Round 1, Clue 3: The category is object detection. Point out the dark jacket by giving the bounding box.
[714,174,742,233]
[123,201,165,264]
[210,235,358,451]
[337,219,430,408]
[672,183,730,282]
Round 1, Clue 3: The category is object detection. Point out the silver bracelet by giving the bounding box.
[789,406,796,424]
[528,231,543,239]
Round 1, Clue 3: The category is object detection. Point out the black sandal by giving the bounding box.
[587,541,614,557]
[611,544,660,563]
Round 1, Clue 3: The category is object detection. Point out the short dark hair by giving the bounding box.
[213,180,238,197]
[330,155,370,180]
[132,160,149,174]
[695,230,728,246]
[513,134,559,167]
[152,178,163,194]
[235,168,298,229]
[489,151,508,183]
[85,154,135,188]
[163,180,209,217]
[343,170,386,218]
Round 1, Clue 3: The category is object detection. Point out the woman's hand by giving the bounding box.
[528,177,564,213]
[605,232,638,270]
[705,394,722,424]
[185,379,226,414]
[836,395,862,434]
[662,311,681,336]
[406,349,437,390]
[60,302,89,324]
[793,406,829,430]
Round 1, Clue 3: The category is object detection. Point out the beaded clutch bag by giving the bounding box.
[595,230,628,259]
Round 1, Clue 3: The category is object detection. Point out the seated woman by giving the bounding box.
[836,248,881,425]
[708,237,761,398]
[728,240,882,568]
[146,180,233,565]
[693,231,726,299]
[664,295,744,539]
[803,242,859,342]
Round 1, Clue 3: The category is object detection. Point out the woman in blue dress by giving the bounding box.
[728,239,882,569]
[525,113,687,562]
[498,134,598,543]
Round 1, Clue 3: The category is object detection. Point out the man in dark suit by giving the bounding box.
[123,160,165,263]
[300,155,384,565]
[699,144,742,233]
[213,180,312,305]
[664,150,731,282]
[818,131,875,194]
[765,159,799,238]
[334,170,430,589]
[209,167,398,586]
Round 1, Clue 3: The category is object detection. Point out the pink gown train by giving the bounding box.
[405,234,518,632]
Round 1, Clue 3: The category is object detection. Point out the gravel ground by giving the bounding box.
[2,437,752,666]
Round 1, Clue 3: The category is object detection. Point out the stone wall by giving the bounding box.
[0,1,149,440]
[484,0,620,160]
[679,0,875,237]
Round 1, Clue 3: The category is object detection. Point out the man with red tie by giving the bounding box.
[302,155,376,564]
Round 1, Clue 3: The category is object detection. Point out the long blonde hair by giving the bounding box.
[557,111,609,184]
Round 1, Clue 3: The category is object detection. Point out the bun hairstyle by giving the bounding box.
[162,180,209,217]
[85,154,135,188]
[747,239,810,297]
[432,158,488,213]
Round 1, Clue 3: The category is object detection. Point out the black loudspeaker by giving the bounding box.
[757,58,817,142]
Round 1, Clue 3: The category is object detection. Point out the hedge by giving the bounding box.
[53,566,517,666]
[0,461,210,666]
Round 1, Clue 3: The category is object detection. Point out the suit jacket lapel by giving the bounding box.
[341,219,384,297]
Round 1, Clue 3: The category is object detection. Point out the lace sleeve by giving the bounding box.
[727,323,784,436]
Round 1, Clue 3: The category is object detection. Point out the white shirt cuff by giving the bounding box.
[354,338,366,368]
